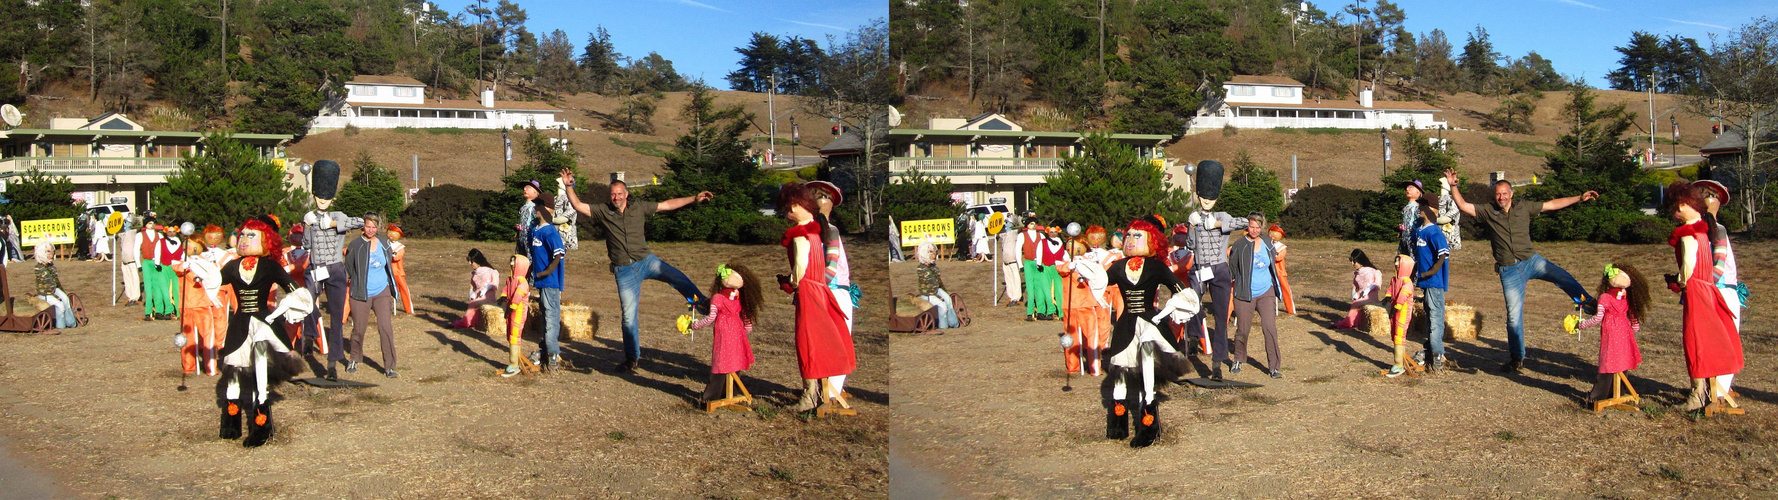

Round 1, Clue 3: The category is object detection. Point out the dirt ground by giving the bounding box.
[0,238,887,498]
[891,238,1778,498]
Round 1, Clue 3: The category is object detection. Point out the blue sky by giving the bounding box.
[429,0,886,88]
[1386,0,1778,88]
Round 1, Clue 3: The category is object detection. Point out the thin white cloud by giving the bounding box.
[781,19,847,31]
[1662,17,1731,31]
[1552,0,1606,11]
[660,0,728,13]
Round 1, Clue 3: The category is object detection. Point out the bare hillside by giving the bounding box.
[902,84,1721,191]
[287,89,840,191]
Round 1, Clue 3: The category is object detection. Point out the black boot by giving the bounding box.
[243,407,274,448]
[1105,400,1130,440]
[219,402,242,440]
[700,373,726,404]
[1130,401,1161,448]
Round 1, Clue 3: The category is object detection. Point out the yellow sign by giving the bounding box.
[20,218,76,247]
[899,218,955,247]
[106,212,124,235]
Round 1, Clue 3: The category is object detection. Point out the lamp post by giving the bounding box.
[790,117,798,170]
[501,128,510,176]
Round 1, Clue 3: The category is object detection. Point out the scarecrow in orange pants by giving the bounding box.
[388,225,413,315]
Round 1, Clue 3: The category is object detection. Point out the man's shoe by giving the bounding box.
[1230,362,1243,374]
[501,365,521,378]
[547,354,562,372]
[1385,366,1406,378]
[1025,315,1035,322]
[346,361,358,373]
[325,362,339,381]
[1269,369,1283,379]
[611,359,638,373]
[1497,359,1523,374]
[385,369,399,379]
[1431,355,1447,372]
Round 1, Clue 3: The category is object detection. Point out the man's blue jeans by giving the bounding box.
[1498,253,1593,361]
[540,287,562,358]
[1422,287,1446,358]
[614,254,707,361]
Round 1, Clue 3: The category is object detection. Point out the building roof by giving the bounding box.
[886,128,1174,144]
[1231,99,1442,112]
[0,129,291,144]
[1700,128,1747,155]
[1227,75,1305,87]
[347,75,426,87]
[354,99,562,112]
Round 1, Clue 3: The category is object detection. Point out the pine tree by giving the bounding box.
[645,86,776,243]
[579,26,622,93]
[152,134,307,229]
[1031,134,1187,229]
[0,169,79,221]
[727,32,785,93]
[333,152,407,222]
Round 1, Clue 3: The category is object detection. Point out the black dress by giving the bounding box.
[220,257,299,357]
[1105,255,1189,358]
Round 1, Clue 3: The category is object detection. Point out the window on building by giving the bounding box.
[1238,108,1257,117]
[1272,87,1295,98]
[1230,86,1255,97]
[394,87,417,97]
[352,85,377,96]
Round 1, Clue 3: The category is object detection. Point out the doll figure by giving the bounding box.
[1575,263,1647,403]
[1058,237,1110,376]
[387,225,413,315]
[214,216,313,447]
[1102,216,1198,448]
[1268,225,1296,315]
[500,254,533,377]
[687,263,762,404]
[1383,253,1418,378]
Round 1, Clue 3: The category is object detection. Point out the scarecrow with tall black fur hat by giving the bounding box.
[300,160,364,379]
[1102,214,1198,448]
[1183,160,1248,380]
[215,215,314,447]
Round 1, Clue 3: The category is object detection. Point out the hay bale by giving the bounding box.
[561,303,593,341]
[1364,304,1390,339]
[1446,303,1478,341]
[480,304,506,337]
[21,297,49,314]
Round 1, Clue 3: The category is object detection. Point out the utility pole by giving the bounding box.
[1648,73,1656,165]
[768,72,776,166]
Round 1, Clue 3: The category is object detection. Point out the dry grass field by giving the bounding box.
[0,237,887,498]
[891,238,1778,498]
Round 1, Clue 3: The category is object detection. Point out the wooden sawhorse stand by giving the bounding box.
[815,379,857,418]
[705,373,754,413]
[1705,378,1745,417]
[1592,372,1640,413]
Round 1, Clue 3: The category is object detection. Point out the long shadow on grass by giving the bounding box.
[1308,329,1389,369]
[424,329,503,369]
[1304,295,1358,326]
[559,335,800,406]
[413,299,511,362]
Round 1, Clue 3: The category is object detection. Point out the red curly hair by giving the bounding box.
[240,218,287,267]
[1124,216,1167,258]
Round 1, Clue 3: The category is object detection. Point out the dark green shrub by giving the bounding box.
[1280,184,1369,238]
[401,185,491,239]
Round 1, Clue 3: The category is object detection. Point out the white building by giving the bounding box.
[310,75,567,132]
[0,113,294,212]
[1189,75,1446,133]
[889,114,1180,213]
